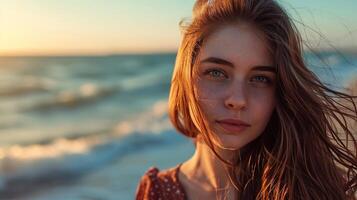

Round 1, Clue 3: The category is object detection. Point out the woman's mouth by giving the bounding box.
[216,119,251,133]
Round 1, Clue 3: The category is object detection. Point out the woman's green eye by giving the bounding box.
[252,76,271,83]
[202,69,272,85]
[210,70,223,77]
[204,69,226,79]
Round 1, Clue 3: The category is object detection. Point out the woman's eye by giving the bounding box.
[251,76,271,84]
[204,69,227,79]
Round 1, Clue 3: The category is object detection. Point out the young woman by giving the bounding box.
[136,0,357,199]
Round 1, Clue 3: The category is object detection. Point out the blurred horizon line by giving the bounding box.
[0,49,178,57]
[0,47,356,58]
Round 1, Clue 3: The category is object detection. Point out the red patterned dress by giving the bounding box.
[135,163,188,200]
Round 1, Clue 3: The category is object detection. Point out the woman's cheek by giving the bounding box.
[251,91,276,119]
[248,86,276,101]
[197,99,217,119]
[194,76,230,101]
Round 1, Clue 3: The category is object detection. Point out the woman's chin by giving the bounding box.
[213,137,245,151]
[212,131,259,151]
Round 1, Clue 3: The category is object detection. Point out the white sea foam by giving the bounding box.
[0,99,174,197]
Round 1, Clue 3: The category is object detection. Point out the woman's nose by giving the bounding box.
[224,83,247,110]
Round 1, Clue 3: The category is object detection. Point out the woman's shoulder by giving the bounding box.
[135,164,187,200]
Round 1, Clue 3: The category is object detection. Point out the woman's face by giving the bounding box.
[194,23,277,150]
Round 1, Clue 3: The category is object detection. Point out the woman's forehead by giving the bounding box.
[198,23,273,68]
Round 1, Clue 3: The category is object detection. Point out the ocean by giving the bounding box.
[0,52,356,200]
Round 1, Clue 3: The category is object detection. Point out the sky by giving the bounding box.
[0,0,356,56]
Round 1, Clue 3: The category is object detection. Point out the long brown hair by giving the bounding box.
[168,0,357,199]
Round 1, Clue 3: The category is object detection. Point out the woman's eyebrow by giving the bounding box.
[200,57,234,67]
[252,66,277,73]
[199,57,276,73]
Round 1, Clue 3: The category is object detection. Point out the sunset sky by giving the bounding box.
[0,0,356,56]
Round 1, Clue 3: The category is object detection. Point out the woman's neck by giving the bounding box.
[180,139,237,193]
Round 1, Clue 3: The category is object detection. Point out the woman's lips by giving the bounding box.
[216,120,251,133]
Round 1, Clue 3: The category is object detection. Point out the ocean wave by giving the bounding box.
[0,114,25,130]
[0,76,55,97]
[0,100,176,198]
[119,70,170,92]
[23,83,120,112]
